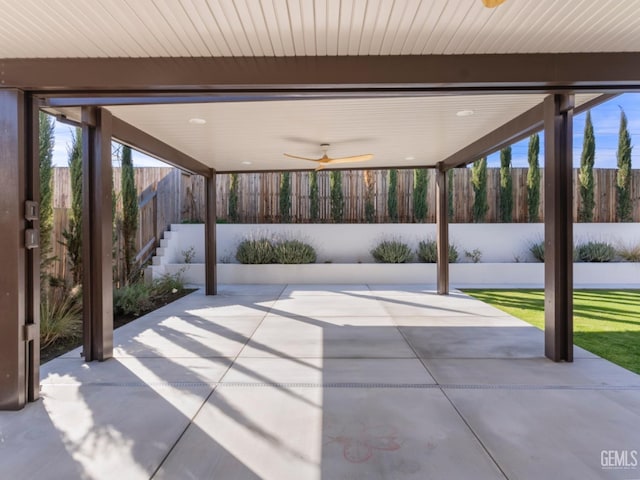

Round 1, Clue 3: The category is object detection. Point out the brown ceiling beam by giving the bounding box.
[439,93,617,169]
[111,117,210,177]
[4,54,640,92]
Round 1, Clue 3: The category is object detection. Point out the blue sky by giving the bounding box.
[486,92,640,169]
[51,93,640,168]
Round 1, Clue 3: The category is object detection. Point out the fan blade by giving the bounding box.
[325,154,373,165]
[481,0,507,7]
[284,153,322,162]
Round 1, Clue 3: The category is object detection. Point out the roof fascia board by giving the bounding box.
[3,54,640,92]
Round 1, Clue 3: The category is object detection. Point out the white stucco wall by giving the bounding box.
[154,223,640,264]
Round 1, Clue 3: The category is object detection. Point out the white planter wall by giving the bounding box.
[147,223,640,287]
[154,223,640,264]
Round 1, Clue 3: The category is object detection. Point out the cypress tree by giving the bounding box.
[578,112,596,222]
[388,169,398,222]
[364,170,376,223]
[616,108,633,222]
[499,146,513,223]
[309,171,319,222]
[330,170,344,223]
[279,171,291,222]
[413,169,428,222]
[228,173,239,222]
[471,158,489,223]
[526,134,541,222]
[62,128,83,284]
[121,146,138,283]
[38,113,55,272]
[447,169,454,221]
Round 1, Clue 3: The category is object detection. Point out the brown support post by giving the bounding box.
[25,95,40,402]
[0,90,39,409]
[544,94,574,362]
[436,165,449,295]
[205,169,217,295]
[81,107,114,362]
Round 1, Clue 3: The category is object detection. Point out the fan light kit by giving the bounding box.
[284,143,373,171]
[188,118,206,125]
[456,110,475,117]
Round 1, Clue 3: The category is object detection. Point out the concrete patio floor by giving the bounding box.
[2,284,640,480]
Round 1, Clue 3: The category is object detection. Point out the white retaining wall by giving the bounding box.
[147,223,640,286]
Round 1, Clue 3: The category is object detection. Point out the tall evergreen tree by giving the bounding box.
[526,134,541,223]
[62,128,83,284]
[388,169,399,222]
[279,171,291,222]
[228,173,239,222]
[499,146,513,223]
[38,113,55,272]
[413,169,428,222]
[471,158,489,223]
[121,146,138,283]
[616,108,633,222]
[309,171,319,222]
[447,169,454,221]
[578,112,596,222]
[364,170,376,223]
[330,170,344,223]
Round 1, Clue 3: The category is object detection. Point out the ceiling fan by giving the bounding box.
[482,0,508,7]
[284,144,373,171]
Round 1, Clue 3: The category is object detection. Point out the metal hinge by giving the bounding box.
[23,324,37,342]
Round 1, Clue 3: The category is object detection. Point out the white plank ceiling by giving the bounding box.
[108,93,599,171]
[1,0,640,58]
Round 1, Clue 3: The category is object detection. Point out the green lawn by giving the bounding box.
[463,289,640,374]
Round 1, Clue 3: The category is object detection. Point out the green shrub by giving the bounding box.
[152,272,185,297]
[182,246,196,264]
[416,240,458,263]
[114,282,154,316]
[114,273,185,317]
[40,285,82,349]
[529,241,545,262]
[576,241,616,262]
[371,240,413,263]
[273,240,316,264]
[236,238,275,264]
[617,243,640,262]
[529,240,583,262]
[464,248,482,263]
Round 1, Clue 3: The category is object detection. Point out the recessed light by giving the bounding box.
[404,156,415,161]
[188,118,206,125]
[456,109,475,117]
[241,161,252,165]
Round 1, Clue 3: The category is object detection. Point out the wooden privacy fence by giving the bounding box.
[49,166,639,283]
[209,168,640,224]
